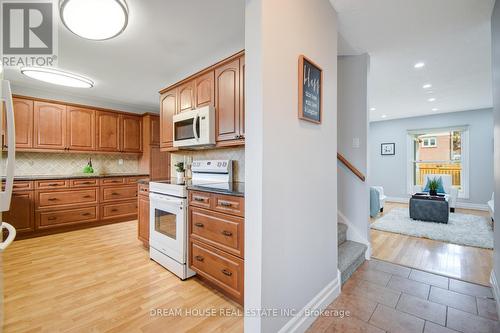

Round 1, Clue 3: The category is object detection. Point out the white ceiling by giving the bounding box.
[5,0,245,114]
[331,0,495,121]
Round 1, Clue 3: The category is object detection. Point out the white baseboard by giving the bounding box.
[490,270,500,321]
[278,270,341,333]
[385,196,489,211]
[337,210,371,259]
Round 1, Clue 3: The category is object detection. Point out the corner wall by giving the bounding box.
[337,55,370,252]
[245,0,339,332]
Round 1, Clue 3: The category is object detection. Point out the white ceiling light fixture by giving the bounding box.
[381,114,387,118]
[422,83,432,89]
[428,97,436,102]
[432,108,439,111]
[20,67,94,88]
[370,107,376,111]
[414,62,425,69]
[59,0,129,40]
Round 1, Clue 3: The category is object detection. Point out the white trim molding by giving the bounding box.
[278,270,341,333]
[490,270,500,322]
[338,210,371,259]
[385,196,489,211]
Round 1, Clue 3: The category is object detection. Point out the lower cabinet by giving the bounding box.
[137,183,150,246]
[188,190,245,305]
[4,176,142,238]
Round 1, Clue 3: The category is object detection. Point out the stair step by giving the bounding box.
[338,240,367,284]
[338,223,348,246]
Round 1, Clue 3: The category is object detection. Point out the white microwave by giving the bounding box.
[173,105,215,148]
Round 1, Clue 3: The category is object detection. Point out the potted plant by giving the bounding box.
[428,177,440,196]
[175,162,185,180]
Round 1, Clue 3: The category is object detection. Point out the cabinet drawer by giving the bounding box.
[101,186,137,202]
[190,207,244,258]
[138,183,149,196]
[37,206,98,229]
[37,188,98,208]
[100,177,126,186]
[213,193,244,217]
[101,201,138,219]
[189,191,212,209]
[35,179,69,190]
[126,176,144,185]
[70,178,98,188]
[190,240,243,304]
[12,181,33,191]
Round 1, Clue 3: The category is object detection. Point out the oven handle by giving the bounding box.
[193,114,199,141]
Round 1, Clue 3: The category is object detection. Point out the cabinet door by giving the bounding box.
[178,80,195,113]
[67,106,95,151]
[138,195,150,245]
[160,89,177,149]
[215,59,240,142]
[3,191,34,234]
[122,115,142,152]
[96,111,120,152]
[33,101,67,150]
[239,55,245,139]
[8,98,33,149]
[195,71,214,108]
[150,115,160,146]
[150,146,169,180]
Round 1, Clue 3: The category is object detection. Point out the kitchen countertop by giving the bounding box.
[7,173,149,181]
[187,182,245,197]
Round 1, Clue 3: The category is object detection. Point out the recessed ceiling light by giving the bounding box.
[427,98,436,102]
[432,108,439,111]
[60,0,129,40]
[426,90,434,94]
[21,67,94,88]
[422,84,432,89]
[414,62,425,69]
[370,107,376,111]
[381,114,387,118]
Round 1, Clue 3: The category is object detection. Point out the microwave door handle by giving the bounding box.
[193,114,199,140]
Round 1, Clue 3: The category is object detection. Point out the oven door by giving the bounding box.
[149,193,187,264]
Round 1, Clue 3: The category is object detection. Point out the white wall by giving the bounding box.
[337,55,370,252]
[369,109,494,206]
[245,0,339,332]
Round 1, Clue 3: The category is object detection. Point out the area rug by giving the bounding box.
[371,208,493,249]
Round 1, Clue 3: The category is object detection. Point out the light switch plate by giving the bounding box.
[352,137,360,148]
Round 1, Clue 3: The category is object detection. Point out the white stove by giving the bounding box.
[148,160,232,280]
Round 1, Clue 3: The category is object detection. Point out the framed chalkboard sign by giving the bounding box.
[298,55,322,124]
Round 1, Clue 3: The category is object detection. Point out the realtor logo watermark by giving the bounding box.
[1,0,58,67]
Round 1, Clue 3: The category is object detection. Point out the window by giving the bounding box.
[407,127,469,198]
[421,137,437,148]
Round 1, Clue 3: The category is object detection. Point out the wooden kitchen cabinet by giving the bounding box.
[195,71,214,108]
[121,115,142,153]
[3,191,34,234]
[96,111,121,152]
[6,98,33,149]
[239,55,245,139]
[33,101,67,150]
[178,80,195,113]
[149,114,161,146]
[139,114,169,180]
[215,58,241,143]
[137,183,150,246]
[160,88,177,149]
[67,106,96,151]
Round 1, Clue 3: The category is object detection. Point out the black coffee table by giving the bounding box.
[409,193,449,224]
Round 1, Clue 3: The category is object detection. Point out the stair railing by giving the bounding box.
[337,153,366,182]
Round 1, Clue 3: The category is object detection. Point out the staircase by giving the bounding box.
[338,223,367,284]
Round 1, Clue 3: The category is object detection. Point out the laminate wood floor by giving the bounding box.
[371,202,493,286]
[1,221,243,333]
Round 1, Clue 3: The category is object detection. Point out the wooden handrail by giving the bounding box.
[337,153,366,182]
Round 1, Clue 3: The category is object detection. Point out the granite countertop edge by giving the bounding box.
[6,173,150,181]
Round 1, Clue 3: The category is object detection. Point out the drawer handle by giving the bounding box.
[221,269,232,277]
[219,201,232,207]
[83,195,92,198]
[221,230,233,237]
[111,192,119,196]
[47,183,59,187]
[111,209,118,212]
[47,198,58,201]
[193,197,205,202]
[195,255,204,262]
[194,223,204,228]
[81,182,93,185]
[81,212,91,216]
[48,217,57,220]
[110,180,120,183]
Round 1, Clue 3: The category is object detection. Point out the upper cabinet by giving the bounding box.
[96,111,121,152]
[159,51,245,151]
[195,71,215,108]
[178,81,195,113]
[67,106,96,151]
[122,115,142,153]
[150,115,160,146]
[34,101,67,150]
[215,58,241,142]
[9,98,33,149]
[160,89,177,149]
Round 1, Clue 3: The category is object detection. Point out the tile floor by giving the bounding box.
[307,259,500,333]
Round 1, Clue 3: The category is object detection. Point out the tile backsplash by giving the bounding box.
[2,152,140,176]
[170,147,245,182]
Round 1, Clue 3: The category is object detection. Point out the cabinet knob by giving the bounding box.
[194,223,204,228]
[221,230,233,237]
[221,269,232,277]
[195,255,204,262]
